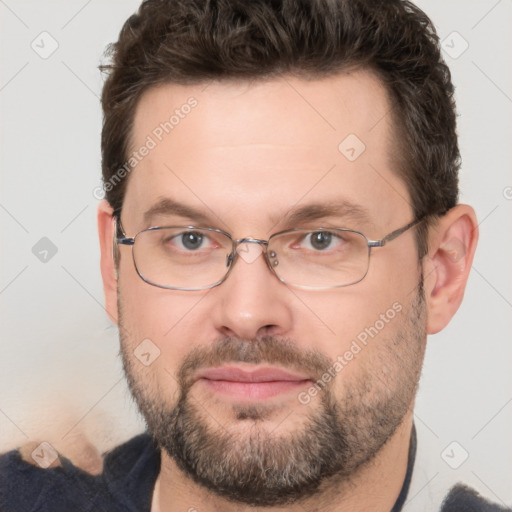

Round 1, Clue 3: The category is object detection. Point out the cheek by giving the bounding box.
[292,286,400,341]
[298,295,422,411]
[291,269,418,371]
[118,253,204,341]
[118,274,214,389]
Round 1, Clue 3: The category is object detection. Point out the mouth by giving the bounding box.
[195,365,312,400]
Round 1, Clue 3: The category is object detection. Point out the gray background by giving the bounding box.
[1,0,511,505]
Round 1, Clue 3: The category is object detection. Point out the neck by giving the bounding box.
[152,413,414,512]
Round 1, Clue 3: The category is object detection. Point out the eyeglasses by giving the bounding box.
[115,217,425,291]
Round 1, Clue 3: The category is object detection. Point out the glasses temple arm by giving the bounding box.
[370,216,427,247]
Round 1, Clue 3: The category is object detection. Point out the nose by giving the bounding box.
[210,240,293,340]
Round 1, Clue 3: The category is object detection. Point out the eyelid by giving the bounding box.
[285,229,341,249]
[284,222,357,233]
[170,228,226,248]
[144,216,226,233]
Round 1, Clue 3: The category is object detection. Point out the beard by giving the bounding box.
[119,278,426,507]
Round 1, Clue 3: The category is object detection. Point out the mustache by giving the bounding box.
[176,335,333,392]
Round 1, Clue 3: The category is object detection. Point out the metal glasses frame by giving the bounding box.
[114,216,426,291]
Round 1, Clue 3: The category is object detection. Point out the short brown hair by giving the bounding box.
[100,0,459,257]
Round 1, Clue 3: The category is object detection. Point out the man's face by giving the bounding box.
[115,71,426,505]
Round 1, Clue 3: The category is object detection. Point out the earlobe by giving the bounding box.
[423,204,479,335]
[97,200,119,325]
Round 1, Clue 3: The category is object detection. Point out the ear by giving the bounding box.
[97,200,119,325]
[423,204,479,335]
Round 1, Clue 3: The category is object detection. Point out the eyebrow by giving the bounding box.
[143,197,372,230]
[143,198,214,226]
[276,200,372,229]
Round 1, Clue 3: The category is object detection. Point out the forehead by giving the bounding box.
[124,71,411,233]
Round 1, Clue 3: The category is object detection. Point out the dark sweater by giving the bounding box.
[0,429,508,511]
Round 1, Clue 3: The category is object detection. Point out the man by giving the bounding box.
[0,0,508,511]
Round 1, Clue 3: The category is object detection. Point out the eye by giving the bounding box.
[301,231,343,251]
[170,231,211,251]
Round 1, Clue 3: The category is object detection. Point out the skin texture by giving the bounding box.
[98,70,478,511]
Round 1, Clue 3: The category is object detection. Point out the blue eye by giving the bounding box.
[179,231,204,250]
[309,231,333,250]
[163,230,212,252]
[302,231,342,251]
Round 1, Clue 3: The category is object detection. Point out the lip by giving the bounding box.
[196,366,312,400]
[197,366,310,383]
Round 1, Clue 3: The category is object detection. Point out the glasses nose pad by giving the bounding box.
[226,252,235,267]
[236,242,263,264]
[268,249,279,267]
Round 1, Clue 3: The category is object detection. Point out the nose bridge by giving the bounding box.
[231,237,270,268]
[213,236,293,340]
[235,237,268,247]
